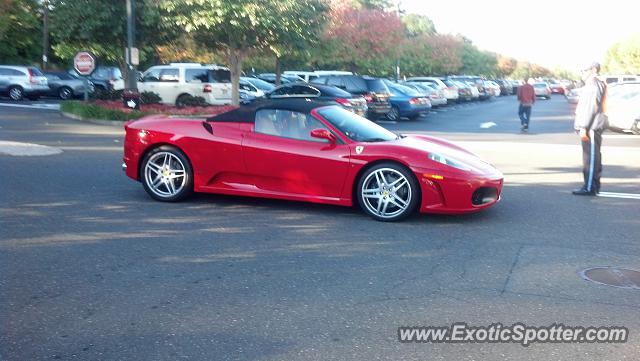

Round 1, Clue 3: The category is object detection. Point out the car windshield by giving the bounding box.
[609,83,640,99]
[29,67,44,76]
[534,83,548,88]
[364,78,388,93]
[388,83,421,96]
[316,106,398,142]
[246,78,275,91]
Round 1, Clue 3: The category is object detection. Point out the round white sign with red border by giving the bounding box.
[73,51,96,76]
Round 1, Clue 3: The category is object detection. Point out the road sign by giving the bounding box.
[73,51,96,76]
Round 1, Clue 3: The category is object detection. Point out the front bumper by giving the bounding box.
[415,170,503,214]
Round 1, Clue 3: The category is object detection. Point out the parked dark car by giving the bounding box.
[493,79,512,96]
[266,82,367,117]
[68,66,123,91]
[44,71,93,100]
[311,75,391,120]
[257,73,304,84]
[384,81,431,120]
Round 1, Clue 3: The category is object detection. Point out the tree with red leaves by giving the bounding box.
[323,3,405,75]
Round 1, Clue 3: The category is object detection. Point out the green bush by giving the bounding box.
[178,94,208,107]
[60,101,148,121]
[140,91,162,104]
[93,88,124,101]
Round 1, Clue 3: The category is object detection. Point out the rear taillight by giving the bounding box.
[363,94,374,102]
[334,98,351,107]
[27,68,37,84]
[203,84,212,93]
[409,97,419,105]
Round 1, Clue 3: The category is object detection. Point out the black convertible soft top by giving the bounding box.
[206,99,334,123]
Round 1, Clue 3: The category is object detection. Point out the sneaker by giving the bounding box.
[572,187,596,196]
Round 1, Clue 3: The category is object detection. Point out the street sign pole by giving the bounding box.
[73,51,96,102]
[126,0,137,91]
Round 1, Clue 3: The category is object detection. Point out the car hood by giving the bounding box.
[365,134,501,176]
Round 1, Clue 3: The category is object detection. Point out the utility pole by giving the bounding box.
[42,0,49,70]
[125,0,137,90]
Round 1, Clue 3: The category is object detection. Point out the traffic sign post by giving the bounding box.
[73,51,96,101]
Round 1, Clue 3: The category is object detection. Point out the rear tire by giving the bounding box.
[386,106,400,121]
[8,86,23,101]
[176,94,190,108]
[357,162,419,221]
[140,146,193,202]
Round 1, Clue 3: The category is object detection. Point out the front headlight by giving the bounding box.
[428,153,471,171]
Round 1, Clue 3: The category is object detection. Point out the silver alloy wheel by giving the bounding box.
[144,152,187,198]
[59,87,72,100]
[9,87,23,100]
[361,167,412,219]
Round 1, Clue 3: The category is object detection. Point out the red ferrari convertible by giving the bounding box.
[123,99,503,221]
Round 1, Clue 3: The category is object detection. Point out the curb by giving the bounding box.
[60,111,128,127]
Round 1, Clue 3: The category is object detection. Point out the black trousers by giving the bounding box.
[581,129,602,192]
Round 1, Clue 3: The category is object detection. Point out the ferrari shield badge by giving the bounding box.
[355,146,364,154]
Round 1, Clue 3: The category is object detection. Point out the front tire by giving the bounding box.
[632,119,640,135]
[59,86,73,100]
[141,146,193,202]
[357,163,419,221]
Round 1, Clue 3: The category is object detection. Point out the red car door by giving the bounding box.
[242,108,351,200]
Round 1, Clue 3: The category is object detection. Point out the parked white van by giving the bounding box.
[138,63,232,106]
[602,74,640,85]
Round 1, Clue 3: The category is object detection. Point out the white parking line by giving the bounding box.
[0,103,60,110]
[597,192,640,200]
[480,122,497,129]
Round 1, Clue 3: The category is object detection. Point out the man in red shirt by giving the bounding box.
[517,78,536,132]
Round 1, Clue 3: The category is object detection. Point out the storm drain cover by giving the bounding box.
[580,267,640,290]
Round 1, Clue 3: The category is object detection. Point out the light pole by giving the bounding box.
[126,0,137,90]
[42,0,49,70]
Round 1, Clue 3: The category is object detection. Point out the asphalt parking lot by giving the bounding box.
[2,96,640,360]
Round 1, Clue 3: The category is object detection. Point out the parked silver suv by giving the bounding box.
[0,65,49,100]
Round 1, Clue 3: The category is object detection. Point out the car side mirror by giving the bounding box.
[310,128,335,143]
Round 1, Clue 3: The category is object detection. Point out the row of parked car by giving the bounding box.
[0,64,124,101]
[134,63,533,120]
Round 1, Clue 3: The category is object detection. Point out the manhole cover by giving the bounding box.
[580,267,640,290]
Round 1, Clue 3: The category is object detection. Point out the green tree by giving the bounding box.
[603,33,640,74]
[402,13,436,38]
[50,0,179,77]
[164,0,328,105]
[458,38,498,77]
[0,0,42,64]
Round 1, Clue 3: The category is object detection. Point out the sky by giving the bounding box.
[399,0,640,71]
